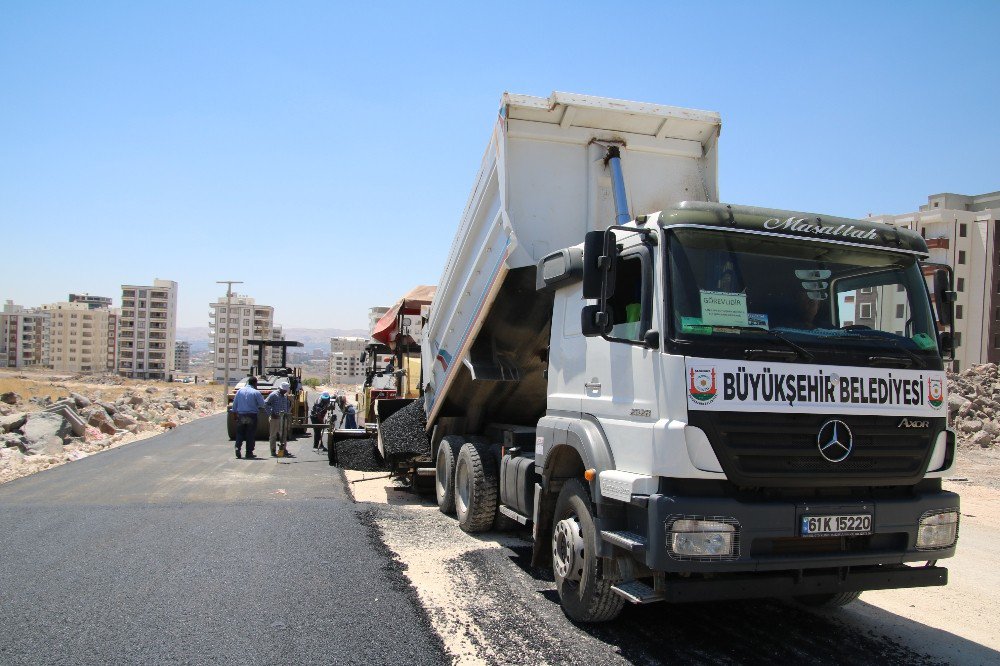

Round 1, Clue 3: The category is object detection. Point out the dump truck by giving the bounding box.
[226,339,307,440]
[415,92,960,622]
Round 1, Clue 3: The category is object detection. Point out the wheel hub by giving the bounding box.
[552,517,585,582]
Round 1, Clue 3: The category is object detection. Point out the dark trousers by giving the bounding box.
[235,414,257,455]
[312,414,325,447]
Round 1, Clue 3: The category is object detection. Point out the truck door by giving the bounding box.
[580,243,660,474]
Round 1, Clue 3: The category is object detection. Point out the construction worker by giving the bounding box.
[337,394,358,429]
[265,381,293,458]
[231,376,265,460]
[310,392,333,452]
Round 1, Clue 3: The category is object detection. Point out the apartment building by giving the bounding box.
[0,301,51,369]
[269,325,285,367]
[329,336,366,383]
[368,306,390,336]
[209,294,275,384]
[868,190,1000,372]
[69,293,113,310]
[174,341,191,372]
[118,279,178,380]
[41,302,115,373]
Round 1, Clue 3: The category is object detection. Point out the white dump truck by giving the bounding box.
[419,92,960,622]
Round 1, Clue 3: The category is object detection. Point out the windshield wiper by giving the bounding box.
[718,325,815,362]
[843,332,927,369]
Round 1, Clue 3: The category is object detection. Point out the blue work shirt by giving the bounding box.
[265,390,291,416]
[231,385,265,415]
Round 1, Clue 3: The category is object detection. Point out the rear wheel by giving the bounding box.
[551,479,624,623]
[435,435,464,514]
[226,412,236,441]
[793,591,862,608]
[455,440,498,533]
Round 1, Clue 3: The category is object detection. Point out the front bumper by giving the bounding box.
[640,490,959,574]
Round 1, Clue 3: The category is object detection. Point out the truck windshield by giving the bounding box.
[666,228,941,367]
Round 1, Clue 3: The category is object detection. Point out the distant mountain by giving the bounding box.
[175,326,367,351]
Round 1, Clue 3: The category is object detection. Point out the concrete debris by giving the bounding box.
[950,364,1000,449]
[0,412,28,434]
[1,391,21,405]
[85,408,117,435]
[70,392,91,409]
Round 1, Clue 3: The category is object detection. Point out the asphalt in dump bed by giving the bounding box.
[379,397,429,458]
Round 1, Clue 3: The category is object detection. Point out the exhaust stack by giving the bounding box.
[606,146,631,225]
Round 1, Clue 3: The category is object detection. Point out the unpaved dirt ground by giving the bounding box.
[346,471,1000,665]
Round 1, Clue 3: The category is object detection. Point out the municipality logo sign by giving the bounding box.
[927,378,944,410]
[688,367,718,405]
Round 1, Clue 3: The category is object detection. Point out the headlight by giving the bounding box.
[916,510,959,550]
[668,517,738,559]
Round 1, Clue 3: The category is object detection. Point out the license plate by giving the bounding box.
[801,514,872,537]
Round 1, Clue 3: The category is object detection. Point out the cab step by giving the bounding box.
[600,530,647,554]
[611,580,666,605]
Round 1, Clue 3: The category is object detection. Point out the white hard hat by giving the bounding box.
[279,381,290,391]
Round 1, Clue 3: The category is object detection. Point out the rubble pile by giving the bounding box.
[379,397,430,458]
[331,437,386,472]
[0,385,222,483]
[948,364,1000,449]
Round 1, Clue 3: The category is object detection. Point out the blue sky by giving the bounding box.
[2,1,997,328]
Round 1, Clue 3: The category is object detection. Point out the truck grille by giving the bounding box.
[688,411,941,488]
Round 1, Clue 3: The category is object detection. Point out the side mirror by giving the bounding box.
[643,329,660,350]
[582,231,604,299]
[581,304,610,337]
[939,332,955,355]
[934,268,956,327]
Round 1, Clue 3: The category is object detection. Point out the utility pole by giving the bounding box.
[216,280,243,405]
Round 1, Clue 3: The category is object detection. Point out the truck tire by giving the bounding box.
[455,440,499,533]
[226,413,236,441]
[552,479,624,623]
[793,591,862,608]
[435,435,464,514]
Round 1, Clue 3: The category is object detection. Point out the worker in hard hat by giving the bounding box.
[265,381,294,458]
[310,392,333,452]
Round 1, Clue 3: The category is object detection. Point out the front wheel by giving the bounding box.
[551,479,624,623]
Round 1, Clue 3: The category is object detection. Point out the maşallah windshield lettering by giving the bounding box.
[762,217,879,241]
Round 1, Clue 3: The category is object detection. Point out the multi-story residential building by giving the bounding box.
[118,279,178,380]
[329,336,366,383]
[209,294,275,384]
[174,341,191,372]
[0,301,51,369]
[868,191,1000,372]
[41,302,115,373]
[69,293,113,309]
[368,306,390,337]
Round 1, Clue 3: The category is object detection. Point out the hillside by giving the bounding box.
[176,327,368,351]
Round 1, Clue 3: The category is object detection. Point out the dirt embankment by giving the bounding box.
[0,369,225,484]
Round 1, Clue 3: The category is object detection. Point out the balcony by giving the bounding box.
[150,301,167,310]
[151,291,168,299]
[122,290,136,298]
[926,237,950,250]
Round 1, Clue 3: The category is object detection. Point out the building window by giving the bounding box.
[953,360,960,372]
[959,223,967,237]
[995,334,1000,349]
[920,227,926,238]
[895,304,905,318]
[957,278,965,292]
[860,303,873,319]
[956,305,963,320]
[896,284,904,292]
[958,250,966,264]
[955,332,962,347]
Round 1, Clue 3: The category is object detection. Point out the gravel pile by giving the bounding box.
[331,437,386,472]
[949,364,1000,449]
[379,397,430,458]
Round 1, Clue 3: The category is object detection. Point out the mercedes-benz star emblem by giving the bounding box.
[817,419,853,463]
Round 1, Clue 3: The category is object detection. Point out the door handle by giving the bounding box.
[584,382,601,390]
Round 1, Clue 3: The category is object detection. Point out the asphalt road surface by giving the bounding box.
[0,413,445,666]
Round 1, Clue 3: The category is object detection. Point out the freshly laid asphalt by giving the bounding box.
[0,412,446,665]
